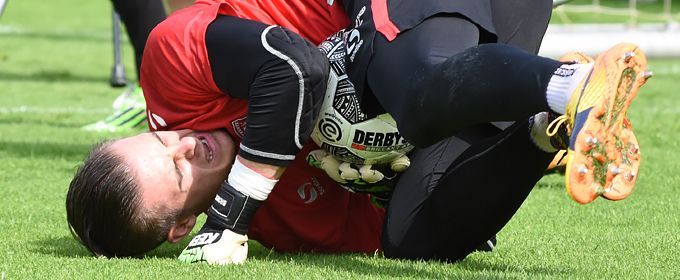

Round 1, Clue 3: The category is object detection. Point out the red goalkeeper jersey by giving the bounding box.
[141,0,384,254]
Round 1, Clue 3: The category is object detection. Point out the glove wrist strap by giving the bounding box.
[206,181,262,235]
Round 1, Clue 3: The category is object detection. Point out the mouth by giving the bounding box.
[197,135,215,162]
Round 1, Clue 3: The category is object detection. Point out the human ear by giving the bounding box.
[167,215,197,243]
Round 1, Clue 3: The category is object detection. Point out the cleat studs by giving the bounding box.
[609,165,620,175]
[623,52,636,62]
[630,145,640,155]
[585,136,598,146]
[623,119,631,129]
[625,171,637,181]
[578,165,589,175]
[643,71,653,79]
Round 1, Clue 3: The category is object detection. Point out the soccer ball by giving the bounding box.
[311,34,413,165]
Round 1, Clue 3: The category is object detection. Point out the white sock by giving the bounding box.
[545,63,594,114]
[529,112,557,153]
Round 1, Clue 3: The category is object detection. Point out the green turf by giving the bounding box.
[1,0,679,279]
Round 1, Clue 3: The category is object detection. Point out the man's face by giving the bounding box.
[110,129,236,218]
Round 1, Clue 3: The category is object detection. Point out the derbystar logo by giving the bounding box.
[351,129,409,151]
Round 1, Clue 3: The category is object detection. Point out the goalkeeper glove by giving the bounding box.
[306,149,410,206]
[178,180,262,265]
[178,226,248,265]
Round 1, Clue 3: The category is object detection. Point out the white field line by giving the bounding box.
[0,24,112,39]
[0,106,110,114]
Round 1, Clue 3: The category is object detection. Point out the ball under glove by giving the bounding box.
[306,149,410,207]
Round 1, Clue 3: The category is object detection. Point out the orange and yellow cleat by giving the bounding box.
[548,43,652,204]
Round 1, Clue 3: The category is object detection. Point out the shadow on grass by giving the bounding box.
[155,241,570,278]
[31,235,91,258]
[0,140,92,161]
[32,236,569,278]
[246,249,569,279]
[0,70,107,84]
[31,235,181,260]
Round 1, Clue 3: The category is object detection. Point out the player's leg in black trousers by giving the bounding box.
[367,0,558,261]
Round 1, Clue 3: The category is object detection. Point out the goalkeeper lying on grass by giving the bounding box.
[67,0,650,265]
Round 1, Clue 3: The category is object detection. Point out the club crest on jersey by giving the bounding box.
[231,116,247,138]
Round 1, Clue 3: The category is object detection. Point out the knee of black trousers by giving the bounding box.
[394,44,513,148]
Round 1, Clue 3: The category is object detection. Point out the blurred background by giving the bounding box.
[543,0,680,57]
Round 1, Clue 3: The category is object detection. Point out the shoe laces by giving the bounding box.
[546,114,568,137]
[546,113,570,150]
[553,150,568,166]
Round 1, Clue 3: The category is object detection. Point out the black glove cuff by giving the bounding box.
[206,181,262,235]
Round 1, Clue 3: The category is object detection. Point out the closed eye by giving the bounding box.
[152,132,184,191]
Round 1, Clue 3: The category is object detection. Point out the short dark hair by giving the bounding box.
[66,140,179,257]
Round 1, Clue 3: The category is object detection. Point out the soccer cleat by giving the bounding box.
[546,52,640,177]
[81,85,147,132]
[549,43,650,204]
[545,52,591,174]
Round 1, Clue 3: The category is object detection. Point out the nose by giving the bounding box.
[169,136,196,159]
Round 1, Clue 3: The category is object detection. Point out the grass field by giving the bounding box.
[1,0,679,279]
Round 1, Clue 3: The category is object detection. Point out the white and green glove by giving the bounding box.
[178,180,263,265]
[306,149,410,206]
[178,227,248,265]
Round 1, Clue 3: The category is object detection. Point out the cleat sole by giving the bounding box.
[602,122,640,200]
[565,43,648,204]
